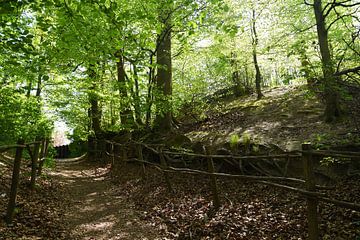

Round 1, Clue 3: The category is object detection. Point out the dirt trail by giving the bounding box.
[50,161,160,240]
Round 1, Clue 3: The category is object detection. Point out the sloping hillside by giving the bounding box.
[180,85,359,151]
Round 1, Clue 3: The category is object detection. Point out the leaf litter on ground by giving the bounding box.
[111,163,360,240]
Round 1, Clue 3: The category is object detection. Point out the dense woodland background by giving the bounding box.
[1,0,360,147]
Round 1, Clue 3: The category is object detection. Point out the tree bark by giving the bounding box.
[154,3,173,131]
[30,139,41,191]
[132,64,143,125]
[251,9,264,100]
[145,53,155,128]
[88,67,102,136]
[87,66,102,161]
[90,92,101,135]
[36,74,42,97]
[117,54,134,127]
[313,0,340,122]
[110,100,116,126]
[230,52,243,96]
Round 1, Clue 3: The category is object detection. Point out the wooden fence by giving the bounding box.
[105,140,360,240]
[0,139,50,224]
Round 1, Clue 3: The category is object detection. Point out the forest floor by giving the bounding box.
[50,161,161,240]
[0,161,162,240]
[1,160,359,240]
[110,163,360,240]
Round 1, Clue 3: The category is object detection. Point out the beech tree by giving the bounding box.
[304,0,360,121]
[154,0,174,131]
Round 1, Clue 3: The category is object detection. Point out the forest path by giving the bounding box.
[50,161,160,240]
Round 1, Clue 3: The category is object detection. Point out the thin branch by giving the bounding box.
[345,41,360,57]
[304,0,314,6]
[323,0,337,18]
[334,66,360,76]
[335,1,360,8]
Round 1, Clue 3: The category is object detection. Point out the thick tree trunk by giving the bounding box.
[88,67,102,161]
[117,54,134,127]
[251,9,264,100]
[90,93,101,135]
[313,0,340,122]
[154,3,173,131]
[88,67,102,136]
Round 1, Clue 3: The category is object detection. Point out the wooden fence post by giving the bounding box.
[111,142,115,166]
[30,140,41,192]
[122,145,128,166]
[206,147,221,210]
[6,140,25,224]
[136,144,146,179]
[302,143,319,240]
[159,148,173,193]
[37,138,49,176]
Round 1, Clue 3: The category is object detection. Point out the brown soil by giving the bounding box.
[50,161,162,240]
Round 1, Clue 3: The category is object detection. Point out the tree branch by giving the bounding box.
[303,0,314,6]
[334,66,360,76]
[323,0,336,18]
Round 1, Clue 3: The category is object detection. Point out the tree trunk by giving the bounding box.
[154,3,173,131]
[110,100,116,126]
[30,76,42,188]
[6,139,24,224]
[132,64,143,125]
[36,74,42,97]
[230,52,243,96]
[30,139,41,191]
[244,63,251,93]
[26,80,32,97]
[145,54,155,128]
[312,0,341,122]
[87,66,102,161]
[251,9,264,100]
[117,54,134,126]
[90,93,101,135]
[88,67,102,136]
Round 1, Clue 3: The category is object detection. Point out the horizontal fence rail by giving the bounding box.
[104,139,360,240]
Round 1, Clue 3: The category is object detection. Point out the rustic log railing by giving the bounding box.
[0,140,50,224]
[104,139,360,240]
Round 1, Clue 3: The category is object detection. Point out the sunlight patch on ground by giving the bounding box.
[78,203,106,213]
[80,221,115,231]
[87,192,98,196]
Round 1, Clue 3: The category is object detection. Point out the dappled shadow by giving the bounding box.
[50,162,161,240]
[183,85,356,150]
